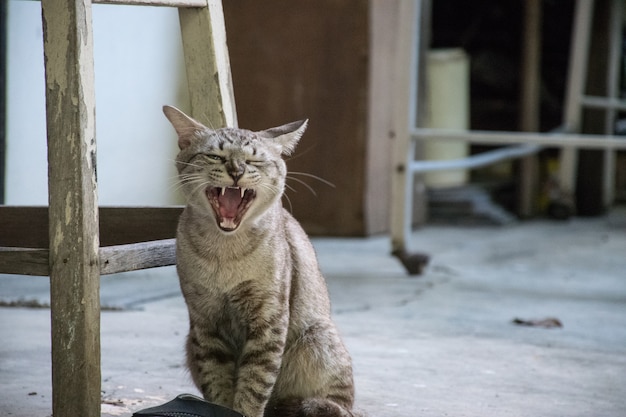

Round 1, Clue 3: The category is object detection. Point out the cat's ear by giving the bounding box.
[162,105,206,150]
[258,119,308,155]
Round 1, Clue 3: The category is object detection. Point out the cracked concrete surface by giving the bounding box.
[1,208,625,416]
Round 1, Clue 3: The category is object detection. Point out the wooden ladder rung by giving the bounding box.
[0,247,48,276]
[100,238,177,275]
[0,239,176,276]
[93,0,208,7]
[0,206,182,276]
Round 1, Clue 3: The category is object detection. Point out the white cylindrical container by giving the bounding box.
[424,48,470,187]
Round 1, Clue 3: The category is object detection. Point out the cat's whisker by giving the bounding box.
[168,172,199,183]
[177,174,211,196]
[200,110,218,131]
[165,157,207,170]
[166,175,182,187]
[190,180,212,196]
[168,180,187,193]
[176,160,206,169]
[258,183,292,211]
[284,183,297,193]
[179,173,207,182]
[174,174,207,190]
[280,189,294,213]
[167,175,189,191]
[169,177,203,193]
[286,176,318,197]
[257,183,281,196]
[288,171,335,188]
[284,144,317,162]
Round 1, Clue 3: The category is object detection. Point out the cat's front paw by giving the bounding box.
[233,397,266,417]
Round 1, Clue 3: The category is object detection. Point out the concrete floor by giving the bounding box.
[1,209,625,417]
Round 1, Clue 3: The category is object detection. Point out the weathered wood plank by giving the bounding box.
[0,247,49,276]
[0,206,182,248]
[0,239,177,276]
[179,1,237,128]
[93,0,207,6]
[41,0,101,415]
[99,239,176,275]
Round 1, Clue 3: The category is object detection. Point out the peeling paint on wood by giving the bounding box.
[179,3,237,128]
[42,0,101,416]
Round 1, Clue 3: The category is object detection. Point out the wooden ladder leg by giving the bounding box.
[390,0,419,258]
[41,0,101,416]
[390,0,430,275]
[558,0,594,209]
[178,0,237,128]
[602,0,624,207]
[518,0,541,217]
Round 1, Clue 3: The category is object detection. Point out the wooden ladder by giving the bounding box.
[0,0,236,415]
[558,0,624,211]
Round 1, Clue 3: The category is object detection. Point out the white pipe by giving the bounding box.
[412,128,626,149]
[582,96,626,112]
[410,144,540,173]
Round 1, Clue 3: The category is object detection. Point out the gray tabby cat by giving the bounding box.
[163,105,361,417]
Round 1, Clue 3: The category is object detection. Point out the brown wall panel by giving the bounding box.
[223,1,371,235]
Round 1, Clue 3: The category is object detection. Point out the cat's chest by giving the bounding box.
[177,240,287,308]
[181,255,289,343]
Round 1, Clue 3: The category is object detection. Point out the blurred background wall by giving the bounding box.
[5,1,184,206]
[4,0,625,236]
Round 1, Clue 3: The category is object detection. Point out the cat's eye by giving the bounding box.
[246,159,265,166]
[207,154,224,162]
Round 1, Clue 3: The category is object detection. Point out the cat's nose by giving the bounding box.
[226,161,245,184]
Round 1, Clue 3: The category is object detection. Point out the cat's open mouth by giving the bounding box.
[206,186,256,232]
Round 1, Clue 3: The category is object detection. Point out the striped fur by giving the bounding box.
[163,106,362,417]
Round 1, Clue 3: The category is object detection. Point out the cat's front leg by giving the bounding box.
[233,312,288,417]
[186,324,236,408]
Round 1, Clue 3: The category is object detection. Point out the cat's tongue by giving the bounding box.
[218,187,243,219]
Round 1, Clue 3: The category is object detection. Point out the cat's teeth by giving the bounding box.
[221,187,226,196]
[240,188,246,199]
